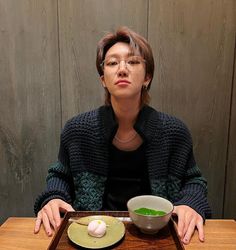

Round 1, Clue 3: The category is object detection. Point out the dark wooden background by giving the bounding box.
[0,0,235,223]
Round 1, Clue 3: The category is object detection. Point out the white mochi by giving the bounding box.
[87,219,107,238]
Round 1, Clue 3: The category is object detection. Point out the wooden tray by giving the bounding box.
[48,211,184,250]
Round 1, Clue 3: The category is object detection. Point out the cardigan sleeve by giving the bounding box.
[33,161,74,215]
[34,129,74,215]
[168,120,211,220]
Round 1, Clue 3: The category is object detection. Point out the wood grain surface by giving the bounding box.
[48,211,184,250]
[1,217,236,250]
[224,37,236,219]
[58,0,148,122]
[0,0,61,223]
[0,217,51,250]
[0,0,236,223]
[148,0,236,217]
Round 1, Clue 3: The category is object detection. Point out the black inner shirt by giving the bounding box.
[102,143,151,210]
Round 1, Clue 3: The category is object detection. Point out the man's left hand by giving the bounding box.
[173,205,204,245]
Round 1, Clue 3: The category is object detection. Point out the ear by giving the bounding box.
[100,75,106,88]
[144,75,151,88]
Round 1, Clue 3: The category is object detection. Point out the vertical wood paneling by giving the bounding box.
[0,0,235,223]
[58,0,148,123]
[0,0,60,223]
[224,37,236,218]
[148,0,236,217]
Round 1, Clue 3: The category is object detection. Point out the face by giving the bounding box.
[101,42,150,103]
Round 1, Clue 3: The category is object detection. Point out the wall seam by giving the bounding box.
[147,0,149,40]
[56,0,63,129]
[222,31,236,218]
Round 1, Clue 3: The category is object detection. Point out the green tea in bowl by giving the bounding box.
[134,207,167,216]
[127,195,173,234]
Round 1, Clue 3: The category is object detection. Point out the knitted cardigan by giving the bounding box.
[34,105,211,219]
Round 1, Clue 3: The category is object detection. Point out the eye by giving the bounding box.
[127,57,141,65]
[106,59,118,66]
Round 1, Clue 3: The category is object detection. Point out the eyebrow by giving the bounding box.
[105,52,137,59]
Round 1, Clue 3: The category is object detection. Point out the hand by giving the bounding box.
[173,205,204,245]
[34,199,75,236]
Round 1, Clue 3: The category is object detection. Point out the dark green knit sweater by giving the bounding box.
[34,105,211,219]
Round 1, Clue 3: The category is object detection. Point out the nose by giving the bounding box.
[119,60,127,69]
[117,60,128,77]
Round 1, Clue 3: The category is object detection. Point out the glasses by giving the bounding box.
[101,56,146,72]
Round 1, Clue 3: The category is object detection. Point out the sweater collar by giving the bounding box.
[99,105,163,143]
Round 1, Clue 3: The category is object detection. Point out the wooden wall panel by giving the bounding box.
[148,0,236,217]
[0,0,60,223]
[58,0,148,123]
[0,0,235,223]
[224,40,236,218]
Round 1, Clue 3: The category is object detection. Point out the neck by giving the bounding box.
[111,98,140,129]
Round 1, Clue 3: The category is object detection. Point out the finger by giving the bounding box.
[34,212,42,234]
[58,202,75,224]
[51,202,62,228]
[196,219,204,242]
[182,211,192,237]
[177,213,185,239]
[42,210,54,236]
[173,206,187,239]
[43,205,57,230]
[182,218,196,244]
[59,201,75,213]
[172,206,178,216]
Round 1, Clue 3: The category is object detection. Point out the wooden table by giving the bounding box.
[0,217,236,250]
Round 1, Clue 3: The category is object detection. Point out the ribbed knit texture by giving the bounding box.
[34,105,211,219]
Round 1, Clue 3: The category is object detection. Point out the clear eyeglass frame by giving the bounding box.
[101,56,146,72]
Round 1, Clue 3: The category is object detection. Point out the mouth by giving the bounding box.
[115,80,131,85]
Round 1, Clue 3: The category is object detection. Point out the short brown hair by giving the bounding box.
[96,27,155,106]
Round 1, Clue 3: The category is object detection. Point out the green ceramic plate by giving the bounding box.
[67,215,125,249]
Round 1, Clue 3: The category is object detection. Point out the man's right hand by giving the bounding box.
[34,198,75,236]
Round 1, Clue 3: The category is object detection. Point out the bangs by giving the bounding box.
[101,33,141,61]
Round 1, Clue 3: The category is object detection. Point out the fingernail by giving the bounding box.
[184,237,188,244]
